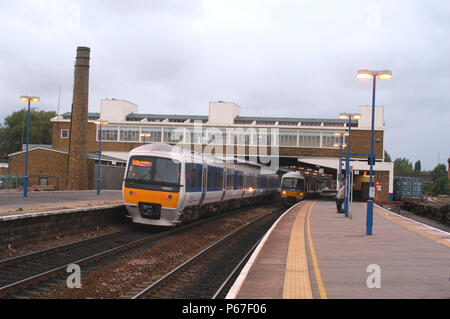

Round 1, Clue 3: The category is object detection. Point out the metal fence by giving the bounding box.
[0,175,24,190]
[93,165,126,190]
[0,175,60,190]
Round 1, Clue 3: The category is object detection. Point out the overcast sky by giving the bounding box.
[0,0,449,170]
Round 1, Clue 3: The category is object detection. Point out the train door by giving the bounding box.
[221,168,227,201]
[199,163,207,205]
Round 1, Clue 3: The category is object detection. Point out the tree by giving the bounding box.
[432,163,447,176]
[394,157,413,174]
[0,108,56,158]
[427,164,449,196]
[384,150,392,162]
[413,160,421,174]
[430,176,449,196]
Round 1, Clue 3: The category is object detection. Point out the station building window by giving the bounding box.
[231,128,250,146]
[299,131,320,147]
[140,127,162,142]
[322,132,340,148]
[255,129,273,146]
[185,128,204,144]
[323,122,345,127]
[279,130,297,147]
[163,127,184,143]
[120,127,140,142]
[98,126,118,141]
[301,122,321,127]
[206,128,227,145]
[60,129,69,139]
[255,121,276,126]
[234,120,253,125]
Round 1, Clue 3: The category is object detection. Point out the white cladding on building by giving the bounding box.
[100,99,138,122]
[208,102,241,125]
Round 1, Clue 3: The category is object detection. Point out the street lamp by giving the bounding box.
[20,96,40,197]
[94,120,109,195]
[139,132,151,143]
[333,132,349,184]
[357,69,392,235]
[338,113,361,218]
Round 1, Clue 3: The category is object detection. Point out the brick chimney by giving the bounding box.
[67,46,90,190]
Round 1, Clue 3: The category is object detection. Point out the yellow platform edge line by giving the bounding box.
[306,201,328,299]
[282,202,313,299]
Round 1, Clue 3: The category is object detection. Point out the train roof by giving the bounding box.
[281,171,305,179]
[128,143,277,174]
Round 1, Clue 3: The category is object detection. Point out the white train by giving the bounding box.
[122,143,279,226]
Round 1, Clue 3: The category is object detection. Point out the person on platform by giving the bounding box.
[336,180,345,214]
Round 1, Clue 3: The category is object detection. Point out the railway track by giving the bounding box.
[127,208,284,299]
[0,204,271,299]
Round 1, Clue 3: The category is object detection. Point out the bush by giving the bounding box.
[430,176,449,196]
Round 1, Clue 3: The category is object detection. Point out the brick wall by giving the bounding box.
[9,149,69,190]
[8,148,96,190]
[374,171,390,201]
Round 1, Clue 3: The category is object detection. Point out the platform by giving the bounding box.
[227,200,450,299]
[0,190,124,221]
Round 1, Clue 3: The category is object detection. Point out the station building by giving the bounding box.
[14,99,393,200]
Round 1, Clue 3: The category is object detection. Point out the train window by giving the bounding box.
[282,177,296,189]
[188,164,197,191]
[297,179,305,192]
[206,166,224,191]
[153,158,180,184]
[196,166,201,189]
[126,156,180,186]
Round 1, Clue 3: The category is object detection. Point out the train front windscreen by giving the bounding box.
[125,156,181,192]
[281,178,305,192]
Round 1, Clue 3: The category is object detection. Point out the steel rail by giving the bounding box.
[0,204,262,298]
[131,209,280,299]
[0,228,134,269]
[211,234,263,299]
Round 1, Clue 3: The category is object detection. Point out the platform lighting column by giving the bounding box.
[94,120,109,195]
[333,132,348,183]
[140,132,151,144]
[356,69,392,235]
[338,113,360,218]
[20,96,40,198]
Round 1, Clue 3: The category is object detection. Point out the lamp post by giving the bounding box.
[20,96,40,197]
[338,113,361,218]
[94,120,109,195]
[139,132,151,144]
[356,69,392,235]
[333,132,349,184]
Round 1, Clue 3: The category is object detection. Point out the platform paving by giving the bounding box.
[0,190,124,220]
[228,200,450,299]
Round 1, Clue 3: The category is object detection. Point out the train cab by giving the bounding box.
[280,172,306,206]
[123,148,183,226]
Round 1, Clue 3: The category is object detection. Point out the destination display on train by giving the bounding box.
[132,159,153,167]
